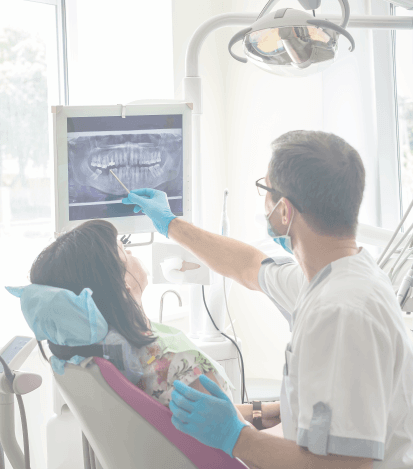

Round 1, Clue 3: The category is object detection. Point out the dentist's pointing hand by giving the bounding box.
[170,375,249,458]
[122,188,177,238]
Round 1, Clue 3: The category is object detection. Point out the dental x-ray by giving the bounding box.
[67,114,183,221]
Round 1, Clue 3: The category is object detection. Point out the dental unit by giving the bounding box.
[2,0,413,468]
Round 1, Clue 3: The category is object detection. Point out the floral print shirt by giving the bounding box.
[98,326,233,408]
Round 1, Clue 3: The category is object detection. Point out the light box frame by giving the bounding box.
[52,102,192,237]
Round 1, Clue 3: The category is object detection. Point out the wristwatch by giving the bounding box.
[252,400,264,430]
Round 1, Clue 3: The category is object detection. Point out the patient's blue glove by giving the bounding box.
[170,375,248,458]
[122,188,177,238]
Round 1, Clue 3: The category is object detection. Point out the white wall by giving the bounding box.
[171,0,392,381]
[224,1,325,380]
[172,1,230,233]
[320,0,392,229]
[172,0,323,380]
[167,1,233,334]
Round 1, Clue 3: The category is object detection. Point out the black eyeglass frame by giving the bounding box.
[255,178,303,213]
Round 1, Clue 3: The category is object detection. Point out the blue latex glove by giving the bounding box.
[170,374,248,458]
[122,188,177,238]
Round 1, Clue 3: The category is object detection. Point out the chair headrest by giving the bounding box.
[6,284,108,374]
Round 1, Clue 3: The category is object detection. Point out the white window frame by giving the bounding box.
[345,0,408,248]
[370,0,402,231]
[25,0,68,105]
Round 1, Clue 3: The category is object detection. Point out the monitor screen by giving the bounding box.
[67,114,183,221]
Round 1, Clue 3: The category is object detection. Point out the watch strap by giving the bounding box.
[252,400,264,430]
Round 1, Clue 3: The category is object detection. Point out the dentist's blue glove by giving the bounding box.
[122,188,177,238]
[170,375,249,458]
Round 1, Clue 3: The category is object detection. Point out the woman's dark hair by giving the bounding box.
[269,130,365,237]
[31,219,157,360]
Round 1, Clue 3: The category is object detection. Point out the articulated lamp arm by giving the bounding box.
[257,0,349,27]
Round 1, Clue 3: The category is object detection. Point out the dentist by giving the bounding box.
[122,130,413,469]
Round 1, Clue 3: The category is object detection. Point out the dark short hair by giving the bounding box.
[30,219,157,352]
[268,130,365,236]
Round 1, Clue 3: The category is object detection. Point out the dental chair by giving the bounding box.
[53,356,249,469]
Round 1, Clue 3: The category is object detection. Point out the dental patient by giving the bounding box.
[25,219,236,408]
[7,218,284,437]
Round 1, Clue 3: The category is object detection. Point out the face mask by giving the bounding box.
[265,199,294,254]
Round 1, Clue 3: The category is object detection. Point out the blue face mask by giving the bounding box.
[266,199,294,255]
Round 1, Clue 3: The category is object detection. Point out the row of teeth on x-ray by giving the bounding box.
[90,151,162,169]
[90,164,163,181]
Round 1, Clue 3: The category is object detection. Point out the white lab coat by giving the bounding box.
[258,248,413,467]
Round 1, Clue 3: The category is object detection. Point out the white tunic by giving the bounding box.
[258,248,413,467]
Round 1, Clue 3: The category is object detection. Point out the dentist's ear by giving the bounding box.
[281,198,292,224]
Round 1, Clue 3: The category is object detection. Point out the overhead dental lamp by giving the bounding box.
[228,0,355,76]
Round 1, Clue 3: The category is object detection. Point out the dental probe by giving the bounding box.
[109,169,130,194]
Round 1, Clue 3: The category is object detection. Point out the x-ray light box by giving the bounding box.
[52,103,192,236]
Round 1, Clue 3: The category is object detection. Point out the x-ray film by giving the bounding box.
[67,115,183,221]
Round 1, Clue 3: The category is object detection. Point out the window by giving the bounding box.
[0,0,60,346]
[66,0,174,105]
[394,6,413,230]
[0,0,176,348]
[64,0,179,323]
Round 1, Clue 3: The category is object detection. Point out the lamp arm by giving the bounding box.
[260,0,327,17]
[298,0,349,27]
[186,11,408,77]
[257,0,282,20]
[258,0,350,27]
[337,0,350,29]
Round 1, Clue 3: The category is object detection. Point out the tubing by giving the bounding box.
[377,198,413,265]
[379,219,413,269]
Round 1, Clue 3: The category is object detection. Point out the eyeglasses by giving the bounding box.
[255,177,303,213]
[256,177,275,197]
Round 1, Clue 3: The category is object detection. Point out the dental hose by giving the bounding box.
[201,285,247,404]
[223,277,249,403]
[216,189,247,403]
